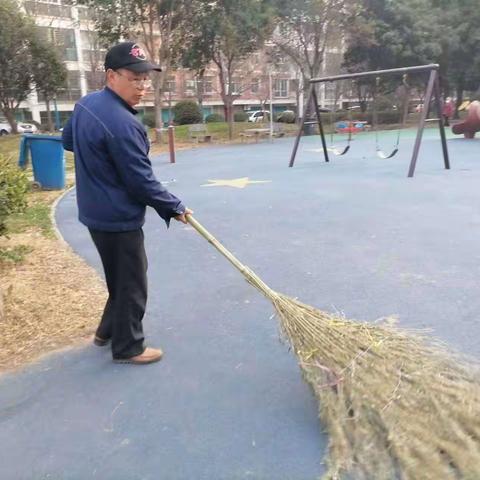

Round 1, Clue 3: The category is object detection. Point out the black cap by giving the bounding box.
[104,42,162,73]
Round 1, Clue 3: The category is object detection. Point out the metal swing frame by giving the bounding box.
[288,64,450,178]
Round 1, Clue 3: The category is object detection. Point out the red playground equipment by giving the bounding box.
[452,101,480,138]
[335,121,370,134]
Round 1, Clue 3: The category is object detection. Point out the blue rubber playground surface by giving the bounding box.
[1,127,480,479]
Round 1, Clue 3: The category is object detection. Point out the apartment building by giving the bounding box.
[17,0,343,127]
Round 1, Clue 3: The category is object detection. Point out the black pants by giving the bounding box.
[89,228,147,359]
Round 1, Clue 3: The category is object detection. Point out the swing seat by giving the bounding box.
[328,145,350,156]
[376,148,399,159]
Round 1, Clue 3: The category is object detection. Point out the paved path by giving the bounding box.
[1,128,480,480]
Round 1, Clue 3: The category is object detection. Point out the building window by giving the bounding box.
[56,70,82,102]
[86,71,105,93]
[36,26,77,62]
[81,31,106,70]
[24,1,72,18]
[77,6,92,21]
[187,78,213,96]
[273,79,288,98]
[251,79,260,93]
[165,77,176,94]
[228,79,241,95]
[203,77,213,94]
[185,79,196,96]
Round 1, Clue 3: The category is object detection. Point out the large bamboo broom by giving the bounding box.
[187,215,480,480]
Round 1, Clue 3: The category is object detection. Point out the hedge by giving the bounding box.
[205,113,225,123]
[173,100,203,125]
[0,155,29,236]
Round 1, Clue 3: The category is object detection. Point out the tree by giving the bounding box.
[180,0,274,139]
[0,0,35,133]
[30,38,67,132]
[344,0,439,71]
[434,0,480,115]
[268,0,355,120]
[77,0,186,140]
[343,0,480,117]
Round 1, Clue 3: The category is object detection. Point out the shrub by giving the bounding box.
[376,111,402,125]
[233,111,248,122]
[375,95,396,111]
[276,111,296,123]
[0,155,29,236]
[142,111,156,128]
[205,113,225,123]
[172,100,202,125]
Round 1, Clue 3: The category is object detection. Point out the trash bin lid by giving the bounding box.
[22,133,63,141]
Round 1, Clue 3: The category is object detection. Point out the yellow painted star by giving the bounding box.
[201,177,271,189]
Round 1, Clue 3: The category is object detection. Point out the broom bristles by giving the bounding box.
[271,293,480,480]
[186,216,480,479]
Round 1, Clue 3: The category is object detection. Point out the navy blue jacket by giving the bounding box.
[62,87,185,232]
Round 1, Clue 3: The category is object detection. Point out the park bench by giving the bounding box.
[188,123,212,143]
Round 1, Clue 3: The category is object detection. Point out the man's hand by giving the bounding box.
[174,207,194,224]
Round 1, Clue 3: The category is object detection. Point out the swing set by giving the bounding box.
[288,64,450,177]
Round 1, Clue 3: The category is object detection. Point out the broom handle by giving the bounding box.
[186,215,276,299]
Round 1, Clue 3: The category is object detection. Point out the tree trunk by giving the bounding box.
[3,109,18,134]
[225,98,234,140]
[303,83,314,120]
[196,71,205,122]
[46,98,54,133]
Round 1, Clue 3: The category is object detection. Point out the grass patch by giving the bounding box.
[0,244,33,265]
[0,134,22,158]
[6,201,54,237]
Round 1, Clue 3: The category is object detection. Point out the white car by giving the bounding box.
[0,122,38,135]
[247,110,270,122]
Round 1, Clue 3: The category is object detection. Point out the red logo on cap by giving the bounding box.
[130,44,146,60]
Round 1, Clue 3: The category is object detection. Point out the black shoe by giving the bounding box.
[93,335,110,347]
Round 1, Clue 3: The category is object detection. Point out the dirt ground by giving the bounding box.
[0,191,107,373]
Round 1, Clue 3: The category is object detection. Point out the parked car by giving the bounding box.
[247,110,270,122]
[0,122,38,135]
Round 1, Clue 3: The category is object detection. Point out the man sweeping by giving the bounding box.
[62,42,192,365]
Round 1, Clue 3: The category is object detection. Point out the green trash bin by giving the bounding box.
[18,134,65,189]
